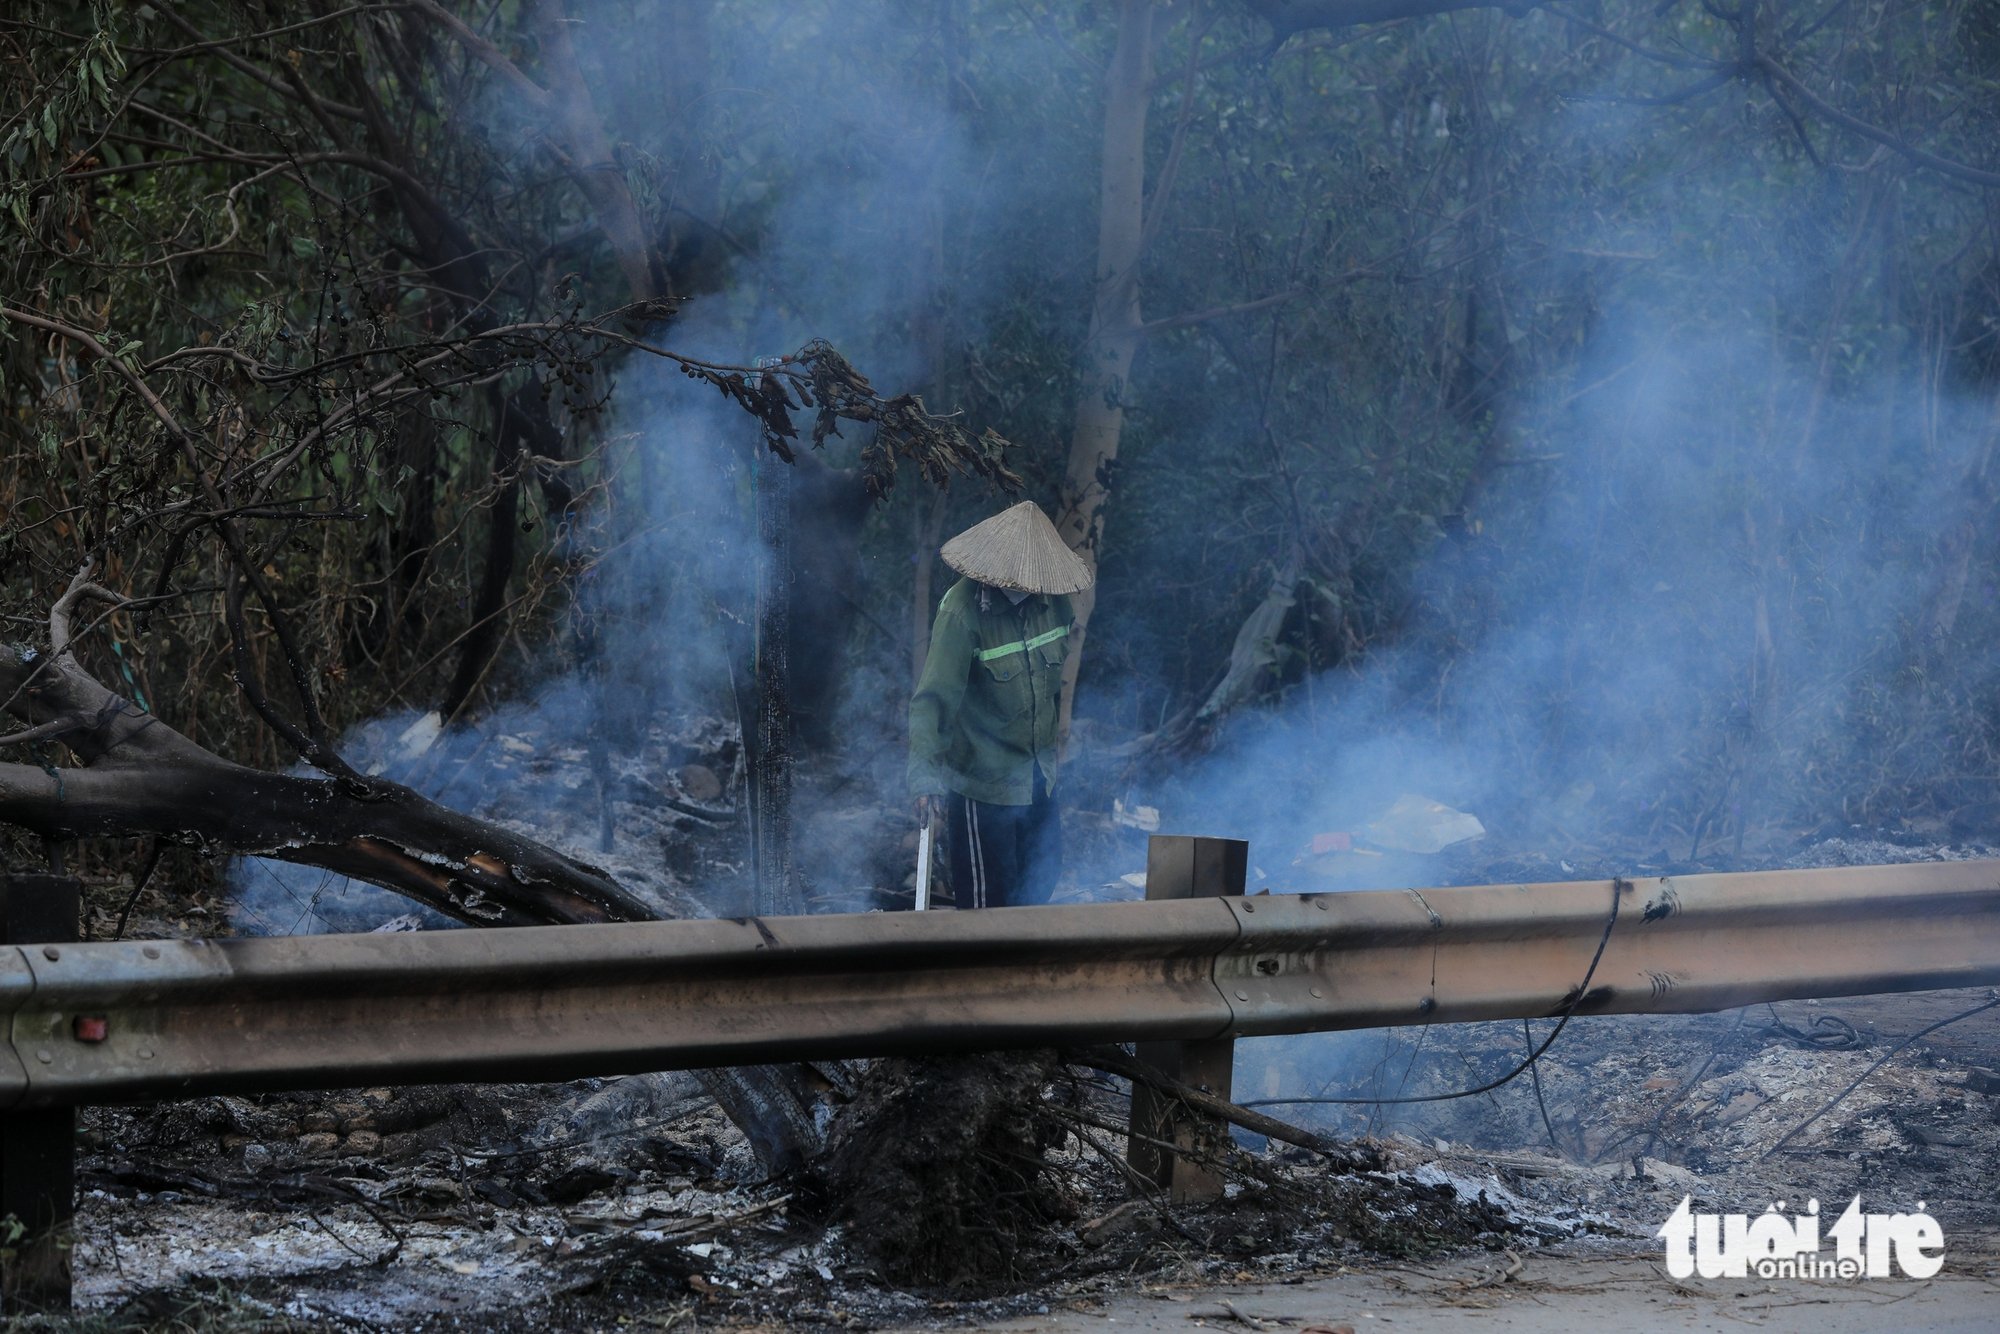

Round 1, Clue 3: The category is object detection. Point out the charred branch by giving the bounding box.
[1074,1046,1386,1172]
[1243,0,1542,43]
[0,645,648,927]
[0,630,828,1169]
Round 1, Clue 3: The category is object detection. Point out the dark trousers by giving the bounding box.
[946,772,1060,908]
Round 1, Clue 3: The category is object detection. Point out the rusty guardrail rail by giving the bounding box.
[7,856,2000,1110]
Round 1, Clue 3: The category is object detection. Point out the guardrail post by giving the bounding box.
[1127,835,1246,1203]
[1,872,80,1316]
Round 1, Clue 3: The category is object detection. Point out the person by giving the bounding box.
[908,500,1093,908]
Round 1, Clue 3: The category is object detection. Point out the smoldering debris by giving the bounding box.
[89,832,2000,1327]
[1241,997,2000,1298]
[225,698,930,932]
[815,1050,1071,1285]
[67,1055,1590,1327]
[65,978,2000,1325]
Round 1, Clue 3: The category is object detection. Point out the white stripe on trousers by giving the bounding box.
[963,796,987,909]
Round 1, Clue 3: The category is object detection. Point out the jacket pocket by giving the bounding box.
[977,653,1033,719]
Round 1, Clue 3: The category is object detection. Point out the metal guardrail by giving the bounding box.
[7,857,2000,1110]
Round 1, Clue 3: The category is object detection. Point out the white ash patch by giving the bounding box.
[1403,1159,1614,1237]
[1786,837,2000,868]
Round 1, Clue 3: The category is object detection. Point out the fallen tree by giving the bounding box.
[0,321,1008,1171]
[1,595,645,928]
[0,5,1023,1176]
[0,576,832,1166]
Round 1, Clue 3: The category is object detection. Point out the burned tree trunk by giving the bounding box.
[0,641,825,1170]
[1053,0,1158,746]
[750,446,799,917]
[0,645,643,927]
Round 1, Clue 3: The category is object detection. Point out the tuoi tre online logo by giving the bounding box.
[1657,1196,1944,1280]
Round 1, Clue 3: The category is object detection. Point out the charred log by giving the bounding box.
[0,645,645,927]
[0,641,829,1170]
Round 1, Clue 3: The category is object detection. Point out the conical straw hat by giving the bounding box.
[941,501,1094,596]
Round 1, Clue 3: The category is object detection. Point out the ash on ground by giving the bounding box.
[62,1061,1554,1331]
[57,979,2000,1329]
[58,740,2000,1332]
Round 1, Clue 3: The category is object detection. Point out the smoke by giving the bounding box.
[215,0,2000,1185]
[237,6,2000,939]
[1106,61,2000,1127]
[1089,53,2000,894]
[233,1,1050,929]
[1137,320,1993,876]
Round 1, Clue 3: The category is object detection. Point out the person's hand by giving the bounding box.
[915,794,941,826]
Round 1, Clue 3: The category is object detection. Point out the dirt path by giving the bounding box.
[965,1239,2000,1333]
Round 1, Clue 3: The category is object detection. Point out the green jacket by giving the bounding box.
[908,577,1072,806]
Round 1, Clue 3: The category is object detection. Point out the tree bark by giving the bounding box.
[907,2,970,689]
[1052,0,1535,741]
[0,643,832,1169]
[441,387,527,723]
[525,0,667,301]
[0,647,646,927]
[1055,0,1158,743]
[751,446,799,917]
[1242,0,1533,39]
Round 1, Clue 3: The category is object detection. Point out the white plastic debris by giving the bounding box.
[1361,793,1485,854]
[1113,799,1161,832]
[395,710,444,761]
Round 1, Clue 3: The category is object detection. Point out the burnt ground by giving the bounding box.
[24,720,2000,1330]
[31,958,2000,1328]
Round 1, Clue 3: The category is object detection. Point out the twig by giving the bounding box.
[454,1100,715,1160]
[0,708,118,749]
[50,560,129,656]
[1762,992,2000,1159]
[1068,1046,1382,1171]
[1524,1018,1563,1155]
[0,304,358,777]
[113,838,166,940]
[1135,287,1306,338]
[302,1202,397,1267]
[1591,1008,1750,1165]
[1458,1248,1524,1290]
[1062,1120,1203,1247]
[1757,55,2000,191]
